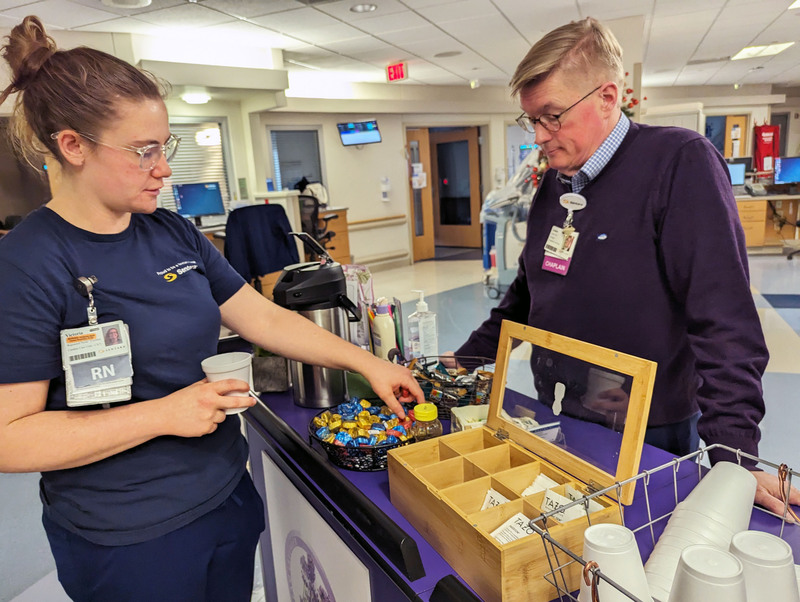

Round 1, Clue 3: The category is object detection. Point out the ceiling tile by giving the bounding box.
[417,0,498,23]
[198,19,307,49]
[68,0,185,17]
[75,16,171,35]
[200,0,306,19]
[3,0,120,29]
[357,11,430,34]
[313,0,409,21]
[132,3,238,28]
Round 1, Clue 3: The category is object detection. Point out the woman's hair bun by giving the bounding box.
[2,15,57,92]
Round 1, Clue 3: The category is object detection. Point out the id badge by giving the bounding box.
[60,320,133,406]
[542,226,579,276]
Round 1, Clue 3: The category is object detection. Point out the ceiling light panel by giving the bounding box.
[732,42,794,60]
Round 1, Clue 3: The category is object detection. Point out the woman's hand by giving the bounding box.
[362,358,425,419]
[158,379,254,438]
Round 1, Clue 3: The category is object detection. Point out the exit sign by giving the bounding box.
[386,62,407,82]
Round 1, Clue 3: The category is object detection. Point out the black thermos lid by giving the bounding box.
[272,261,347,311]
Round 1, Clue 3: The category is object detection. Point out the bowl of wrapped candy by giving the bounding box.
[308,398,414,471]
[408,356,494,420]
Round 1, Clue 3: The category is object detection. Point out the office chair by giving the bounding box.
[298,194,338,258]
[224,204,300,293]
[788,219,800,260]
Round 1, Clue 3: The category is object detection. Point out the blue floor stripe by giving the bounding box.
[762,294,800,309]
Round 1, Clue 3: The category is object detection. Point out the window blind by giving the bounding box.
[159,122,231,213]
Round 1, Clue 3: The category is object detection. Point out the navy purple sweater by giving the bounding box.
[457,121,768,463]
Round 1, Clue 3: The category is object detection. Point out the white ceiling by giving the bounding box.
[2,0,800,89]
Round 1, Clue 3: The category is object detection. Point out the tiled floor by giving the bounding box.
[3,251,800,602]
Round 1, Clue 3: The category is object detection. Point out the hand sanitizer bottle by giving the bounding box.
[408,290,438,359]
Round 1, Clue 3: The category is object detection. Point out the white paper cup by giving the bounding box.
[730,530,800,602]
[667,545,746,602]
[583,367,626,411]
[201,351,253,415]
[578,524,653,602]
[680,462,757,532]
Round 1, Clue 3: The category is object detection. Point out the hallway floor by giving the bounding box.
[3,252,799,601]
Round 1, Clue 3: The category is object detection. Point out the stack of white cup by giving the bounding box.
[578,524,653,602]
[644,462,757,602]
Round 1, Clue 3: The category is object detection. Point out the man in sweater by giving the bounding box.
[451,17,797,514]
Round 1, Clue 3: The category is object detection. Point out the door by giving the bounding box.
[771,112,789,158]
[724,115,748,158]
[406,129,435,262]
[430,128,482,248]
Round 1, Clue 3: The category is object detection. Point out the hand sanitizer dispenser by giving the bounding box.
[408,290,438,359]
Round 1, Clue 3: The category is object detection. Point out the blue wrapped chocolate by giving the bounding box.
[309,402,414,471]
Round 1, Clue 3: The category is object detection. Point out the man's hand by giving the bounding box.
[753,469,800,521]
[440,351,462,370]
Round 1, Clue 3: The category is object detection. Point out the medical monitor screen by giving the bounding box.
[173,182,226,218]
[337,120,381,146]
[774,157,800,185]
[728,156,753,173]
[727,163,746,186]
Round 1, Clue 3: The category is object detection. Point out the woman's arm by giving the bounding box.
[219,284,424,416]
[0,378,253,473]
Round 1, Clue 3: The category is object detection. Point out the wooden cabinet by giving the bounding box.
[736,199,767,247]
[316,208,351,265]
[735,195,800,249]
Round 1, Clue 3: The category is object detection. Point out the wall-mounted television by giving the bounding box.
[774,157,800,185]
[337,120,381,146]
[726,162,746,186]
[172,182,226,226]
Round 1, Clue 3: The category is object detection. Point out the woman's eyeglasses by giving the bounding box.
[50,132,181,171]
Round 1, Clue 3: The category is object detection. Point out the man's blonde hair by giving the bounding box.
[509,17,624,97]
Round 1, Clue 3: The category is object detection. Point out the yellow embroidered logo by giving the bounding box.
[157,260,198,282]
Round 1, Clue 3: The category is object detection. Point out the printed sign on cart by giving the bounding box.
[262,451,371,601]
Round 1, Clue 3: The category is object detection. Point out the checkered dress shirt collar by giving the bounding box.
[556,114,630,193]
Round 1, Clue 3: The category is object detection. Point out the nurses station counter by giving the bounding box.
[243,390,800,602]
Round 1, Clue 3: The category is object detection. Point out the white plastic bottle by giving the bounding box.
[407,290,438,359]
[371,303,397,360]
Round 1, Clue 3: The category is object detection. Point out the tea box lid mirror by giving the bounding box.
[483,320,658,504]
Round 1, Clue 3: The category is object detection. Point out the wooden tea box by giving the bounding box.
[388,321,657,602]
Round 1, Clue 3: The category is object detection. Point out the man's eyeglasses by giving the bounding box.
[516,85,602,134]
[51,132,181,171]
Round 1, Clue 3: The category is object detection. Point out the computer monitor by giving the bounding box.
[727,162,746,186]
[172,182,226,226]
[774,157,800,185]
[336,120,382,146]
[727,156,753,173]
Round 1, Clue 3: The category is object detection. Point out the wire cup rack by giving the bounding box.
[524,444,799,602]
